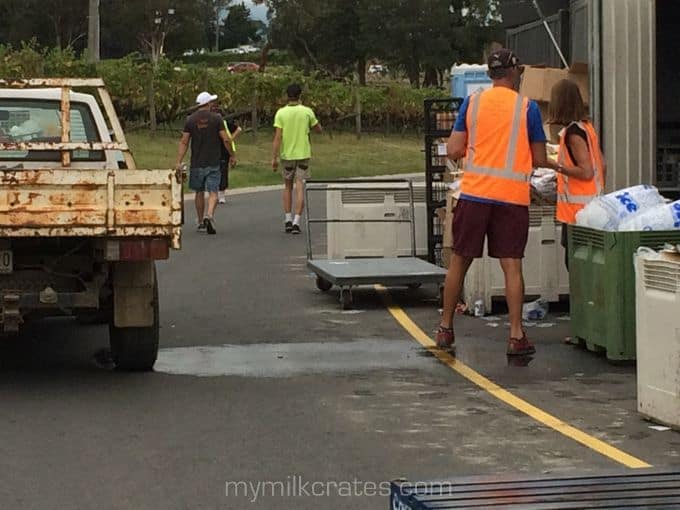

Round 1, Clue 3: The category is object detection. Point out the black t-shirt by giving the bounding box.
[565,123,588,163]
[183,110,225,169]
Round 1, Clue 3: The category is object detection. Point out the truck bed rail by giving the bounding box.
[0,168,182,248]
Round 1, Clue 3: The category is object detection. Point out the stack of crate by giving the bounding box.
[423,98,464,265]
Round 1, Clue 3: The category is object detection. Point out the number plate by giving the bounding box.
[0,250,13,274]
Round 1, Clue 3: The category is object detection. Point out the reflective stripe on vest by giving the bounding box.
[557,121,602,205]
[556,192,593,204]
[224,121,236,152]
[465,93,530,184]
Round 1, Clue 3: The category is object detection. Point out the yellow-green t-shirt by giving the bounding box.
[273,104,319,160]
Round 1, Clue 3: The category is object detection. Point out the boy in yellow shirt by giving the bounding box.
[271,84,323,234]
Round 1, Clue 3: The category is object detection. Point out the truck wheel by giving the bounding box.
[109,269,159,372]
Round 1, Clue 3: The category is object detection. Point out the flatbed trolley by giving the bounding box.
[304,179,447,309]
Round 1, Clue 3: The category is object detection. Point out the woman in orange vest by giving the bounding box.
[546,79,607,269]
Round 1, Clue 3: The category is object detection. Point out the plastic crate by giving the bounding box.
[390,472,680,509]
[325,183,427,258]
[464,206,568,311]
[568,225,680,361]
[657,144,680,191]
[635,252,680,428]
[423,98,464,137]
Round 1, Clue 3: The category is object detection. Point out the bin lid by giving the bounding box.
[450,63,488,76]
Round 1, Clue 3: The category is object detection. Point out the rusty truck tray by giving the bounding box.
[0,168,182,248]
[0,78,182,249]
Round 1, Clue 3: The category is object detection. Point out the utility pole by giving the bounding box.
[87,0,100,63]
[215,2,230,52]
[215,6,222,52]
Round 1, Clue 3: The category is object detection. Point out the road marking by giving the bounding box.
[375,286,652,469]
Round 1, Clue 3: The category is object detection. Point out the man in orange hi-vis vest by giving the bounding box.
[437,49,551,357]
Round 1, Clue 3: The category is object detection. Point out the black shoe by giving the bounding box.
[285,221,293,233]
[291,224,301,235]
[204,217,217,235]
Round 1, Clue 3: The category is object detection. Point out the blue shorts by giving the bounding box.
[189,166,221,192]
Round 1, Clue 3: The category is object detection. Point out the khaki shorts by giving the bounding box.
[281,159,311,181]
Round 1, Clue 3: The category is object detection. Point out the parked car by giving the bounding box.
[368,64,388,75]
[227,62,260,73]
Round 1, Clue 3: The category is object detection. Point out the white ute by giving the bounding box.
[0,78,183,371]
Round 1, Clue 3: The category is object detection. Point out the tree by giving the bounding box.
[100,0,210,58]
[138,1,179,65]
[213,0,232,51]
[0,0,89,51]
[262,0,369,82]
[220,3,260,49]
[260,0,501,88]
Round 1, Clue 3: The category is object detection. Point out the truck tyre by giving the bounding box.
[109,267,159,371]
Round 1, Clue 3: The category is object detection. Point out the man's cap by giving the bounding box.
[196,91,218,106]
[487,49,521,70]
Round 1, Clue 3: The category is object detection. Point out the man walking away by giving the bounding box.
[272,83,322,234]
[212,102,242,204]
[176,91,236,235]
[437,49,550,357]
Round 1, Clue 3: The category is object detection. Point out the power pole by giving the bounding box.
[215,5,222,52]
[87,0,100,63]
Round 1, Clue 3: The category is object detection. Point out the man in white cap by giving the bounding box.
[176,91,236,234]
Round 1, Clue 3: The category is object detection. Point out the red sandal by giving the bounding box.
[507,333,536,356]
[435,326,455,349]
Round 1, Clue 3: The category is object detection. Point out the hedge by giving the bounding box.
[0,44,449,131]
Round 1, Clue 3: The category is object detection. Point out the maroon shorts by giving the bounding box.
[452,198,529,259]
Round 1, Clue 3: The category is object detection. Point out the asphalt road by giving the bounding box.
[0,189,679,510]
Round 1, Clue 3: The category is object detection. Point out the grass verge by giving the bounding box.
[127,129,424,188]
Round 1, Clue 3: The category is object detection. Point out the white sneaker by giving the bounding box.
[218,192,226,204]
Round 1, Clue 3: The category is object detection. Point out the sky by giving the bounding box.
[241,0,269,23]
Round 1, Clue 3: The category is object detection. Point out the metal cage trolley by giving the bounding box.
[304,179,447,309]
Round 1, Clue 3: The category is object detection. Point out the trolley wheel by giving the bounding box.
[340,288,353,310]
[407,283,422,290]
[316,276,333,292]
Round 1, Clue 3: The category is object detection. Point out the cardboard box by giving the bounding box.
[441,247,452,269]
[443,159,463,183]
[435,206,447,224]
[442,186,461,269]
[520,62,589,105]
[442,188,460,249]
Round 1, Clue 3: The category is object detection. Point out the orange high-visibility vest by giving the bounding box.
[460,87,533,206]
[556,121,604,224]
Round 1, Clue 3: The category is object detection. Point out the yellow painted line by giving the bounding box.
[375,285,652,469]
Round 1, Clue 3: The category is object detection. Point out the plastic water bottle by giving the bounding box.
[619,200,680,231]
[473,299,485,317]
